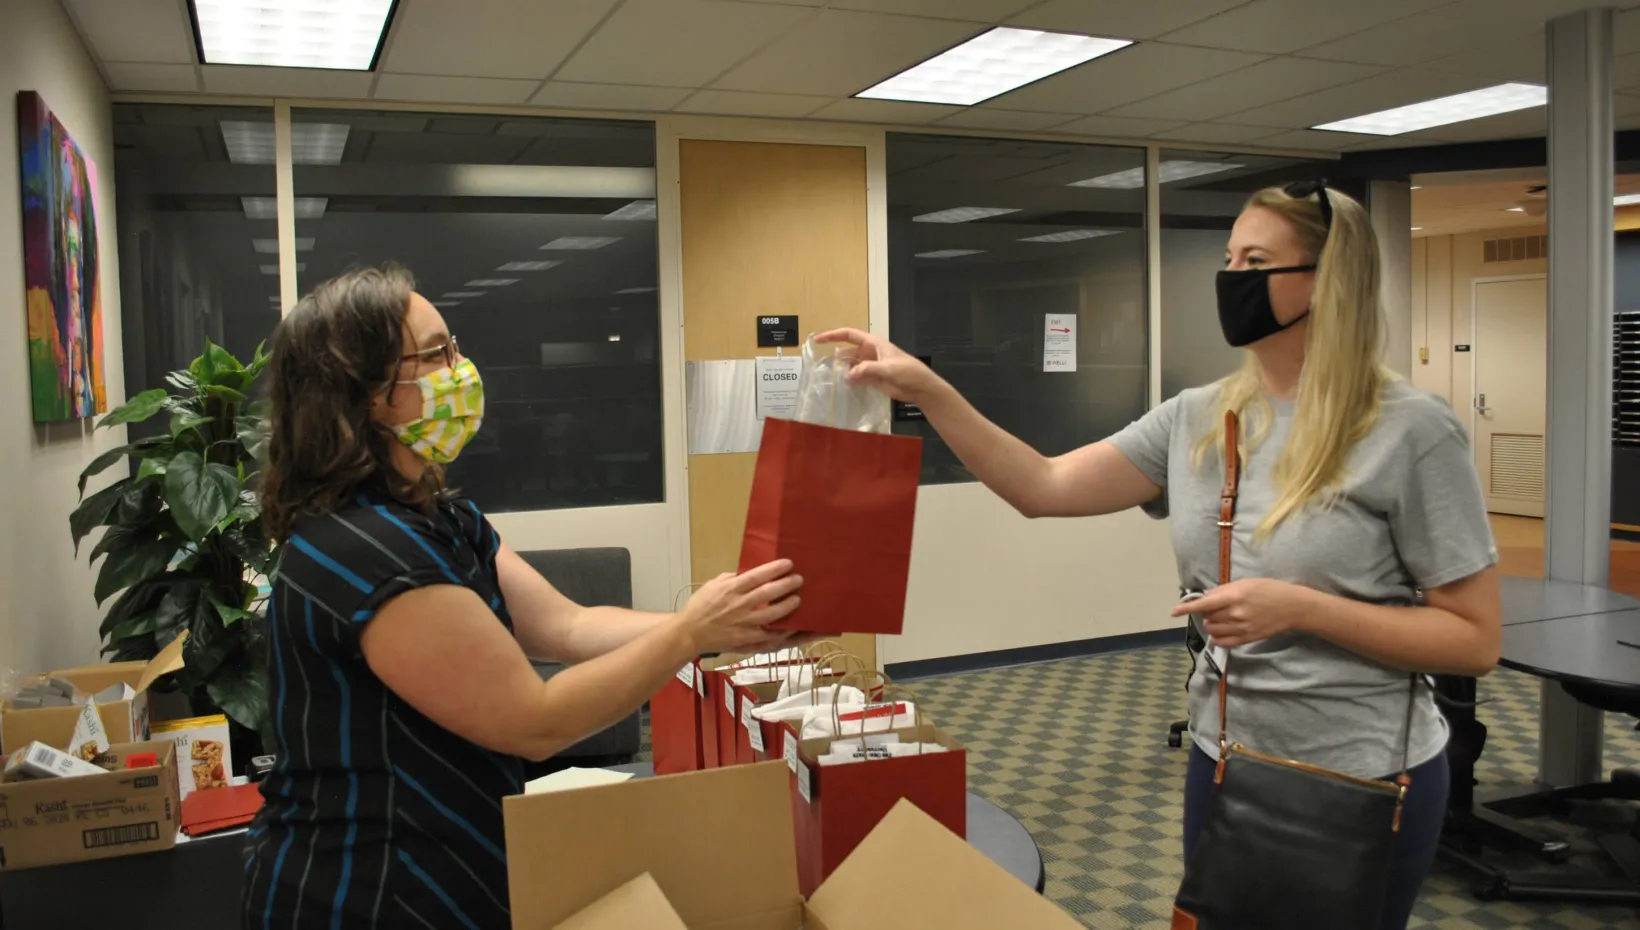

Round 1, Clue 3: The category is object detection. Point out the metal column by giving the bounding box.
[1368,180,1414,378]
[1540,7,1615,787]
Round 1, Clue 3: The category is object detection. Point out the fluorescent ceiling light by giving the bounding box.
[856,27,1131,106]
[260,264,305,275]
[916,249,985,259]
[1411,226,1423,231]
[465,279,519,287]
[616,287,657,295]
[1019,229,1120,243]
[607,334,622,342]
[242,196,327,220]
[1313,82,1546,135]
[1506,206,1526,213]
[222,121,348,165]
[913,206,1019,224]
[541,236,621,250]
[252,237,314,253]
[603,200,657,221]
[434,301,462,308]
[1070,160,1239,190]
[1616,194,1640,206]
[443,292,483,299]
[191,0,396,71]
[497,261,563,272]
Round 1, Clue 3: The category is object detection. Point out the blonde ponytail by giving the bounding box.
[1192,185,1394,538]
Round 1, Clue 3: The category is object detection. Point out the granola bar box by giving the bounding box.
[0,740,181,870]
[150,715,232,800]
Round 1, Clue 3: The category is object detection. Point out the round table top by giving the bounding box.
[1499,575,1640,627]
[1499,607,1640,688]
[613,762,1044,892]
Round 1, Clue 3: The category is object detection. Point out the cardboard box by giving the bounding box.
[0,740,181,871]
[150,714,232,799]
[504,760,1081,930]
[556,873,688,930]
[0,634,186,754]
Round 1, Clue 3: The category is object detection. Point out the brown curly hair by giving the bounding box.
[260,264,443,543]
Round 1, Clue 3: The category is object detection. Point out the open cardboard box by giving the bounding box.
[0,634,187,754]
[0,740,181,870]
[505,760,1081,930]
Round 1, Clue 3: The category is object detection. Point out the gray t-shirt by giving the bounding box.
[1109,380,1499,778]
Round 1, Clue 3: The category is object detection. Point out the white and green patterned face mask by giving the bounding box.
[390,358,484,464]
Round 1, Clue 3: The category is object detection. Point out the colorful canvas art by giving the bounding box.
[17,91,105,422]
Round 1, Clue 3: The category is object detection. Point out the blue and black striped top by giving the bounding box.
[243,489,521,930]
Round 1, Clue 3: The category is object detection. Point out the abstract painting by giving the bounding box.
[17,91,105,422]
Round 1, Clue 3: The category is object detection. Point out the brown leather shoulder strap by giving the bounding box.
[1214,410,1241,777]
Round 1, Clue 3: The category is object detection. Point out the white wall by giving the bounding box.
[0,0,123,674]
[488,504,679,612]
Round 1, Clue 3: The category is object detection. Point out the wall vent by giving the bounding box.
[1483,235,1547,263]
[1490,433,1546,501]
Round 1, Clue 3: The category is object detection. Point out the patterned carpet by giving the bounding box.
[639,646,1640,927]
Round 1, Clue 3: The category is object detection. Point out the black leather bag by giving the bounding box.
[1172,410,1413,930]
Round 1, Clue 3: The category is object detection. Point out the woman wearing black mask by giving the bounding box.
[818,183,1500,929]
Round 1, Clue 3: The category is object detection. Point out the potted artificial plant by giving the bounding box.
[69,339,279,757]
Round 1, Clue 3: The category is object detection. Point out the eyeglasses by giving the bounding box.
[1284,178,1333,233]
[401,335,460,370]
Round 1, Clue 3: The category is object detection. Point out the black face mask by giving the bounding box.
[1214,266,1315,348]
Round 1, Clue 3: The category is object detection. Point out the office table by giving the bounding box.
[0,768,1043,928]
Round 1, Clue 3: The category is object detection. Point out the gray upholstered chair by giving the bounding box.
[517,547,643,766]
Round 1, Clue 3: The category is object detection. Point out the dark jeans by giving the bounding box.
[1182,745,1450,930]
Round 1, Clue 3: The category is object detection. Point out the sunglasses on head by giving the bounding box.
[1284,178,1334,233]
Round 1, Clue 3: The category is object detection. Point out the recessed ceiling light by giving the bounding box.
[1313,82,1546,135]
[856,27,1131,106]
[1616,193,1640,206]
[607,334,622,342]
[1019,229,1120,243]
[616,287,657,295]
[913,206,1020,224]
[1506,206,1526,213]
[221,121,348,165]
[443,292,483,299]
[252,237,314,253]
[242,196,327,220]
[1411,185,1423,190]
[541,236,621,250]
[916,249,985,259]
[1411,226,1423,231]
[260,263,305,275]
[603,200,657,221]
[497,261,563,272]
[1070,160,1240,190]
[465,279,519,287]
[190,0,397,71]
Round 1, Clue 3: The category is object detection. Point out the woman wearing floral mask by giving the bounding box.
[245,265,802,929]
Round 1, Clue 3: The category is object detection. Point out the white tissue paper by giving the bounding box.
[798,701,918,741]
[749,685,865,724]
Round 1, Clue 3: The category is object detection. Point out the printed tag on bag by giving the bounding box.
[696,670,705,697]
[725,685,736,714]
[740,698,755,729]
[797,761,813,803]
[676,663,695,688]
[784,732,798,772]
[748,721,765,753]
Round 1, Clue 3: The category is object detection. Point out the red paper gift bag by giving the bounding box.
[740,416,921,634]
[649,662,702,775]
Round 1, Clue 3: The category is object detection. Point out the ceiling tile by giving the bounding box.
[557,0,814,87]
[1008,0,1249,40]
[1053,114,1188,138]
[1254,128,1389,151]
[1219,68,1489,129]
[1418,34,1545,85]
[807,98,964,124]
[379,0,618,80]
[1106,57,1384,122]
[934,109,1080,131]
[200,66,375,98]
[989,43,1268,114]
[1149,123,1286,145]
[1298,4,1540,67]
[374,75,540,105]
[531,82,693,111]
[673,90,834,117]
[1375,108,1540,145]
[1160,0,1452,55]
[830,0,1036,20]
[103,62,200,93]
[64,0,195,64]
[713,9,979,97]
[1617,53,1640,93]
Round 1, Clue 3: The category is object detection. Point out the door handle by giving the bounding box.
[1475,393,1491,415]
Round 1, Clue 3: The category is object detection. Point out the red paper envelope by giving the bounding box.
[181,783,264,837]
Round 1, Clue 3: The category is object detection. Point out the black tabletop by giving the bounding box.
[1500,575,1640,627]
[1499,608,1640,688]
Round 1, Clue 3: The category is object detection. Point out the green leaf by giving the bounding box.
[137,456,168,480]
[70,478,131,553]
[94,537,180,605]
[164,452,239,541]
[165,371,198,394]
[169,410,213,438]
[208,594,261,627]
[78,437,168,496]
[207,667,268,735]
[98,389,169,429]
[115,478,163,525]
[205,341,242,374]
[246,342,271,379]
[153,582,203,647]
[205,384,248,404]
[99,581,165,640]
[237,420,267,462]
[89,520,157,566]
[107,614,161,642]
[209,370,251,394]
